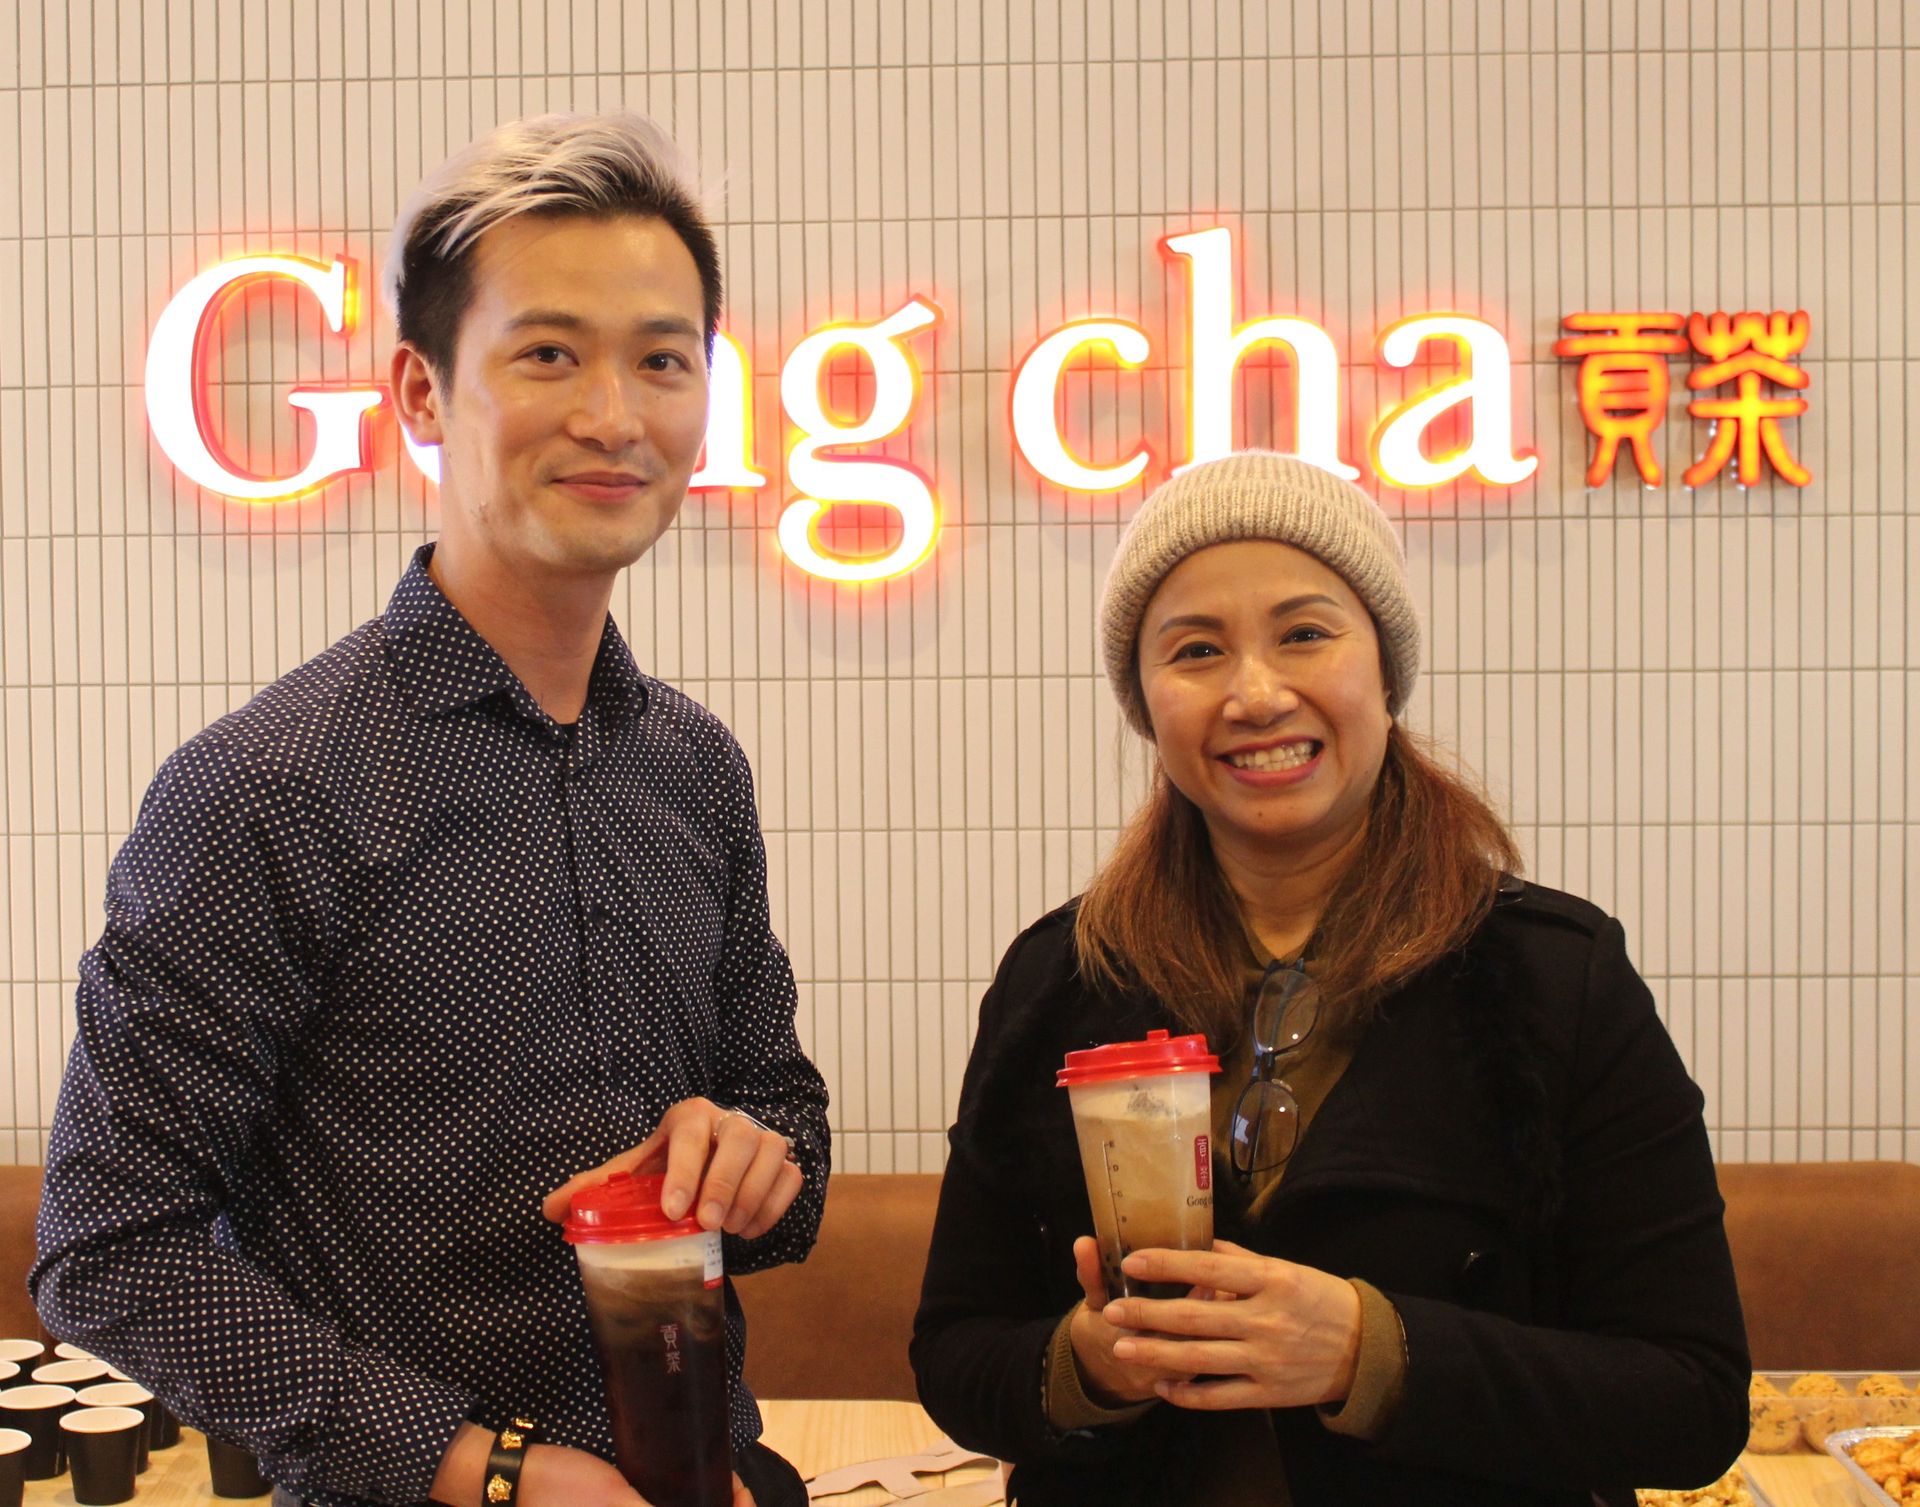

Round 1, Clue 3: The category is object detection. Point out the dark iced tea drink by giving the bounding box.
[566,1172,730,1507]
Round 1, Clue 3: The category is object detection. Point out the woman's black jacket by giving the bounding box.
[909,880,1750,1506]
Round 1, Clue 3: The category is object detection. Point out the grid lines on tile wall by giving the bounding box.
[1,0,1915,1168]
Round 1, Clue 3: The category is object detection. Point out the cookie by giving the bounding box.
[1802,1397,1862,1451]
[1747,1398,1801,1454]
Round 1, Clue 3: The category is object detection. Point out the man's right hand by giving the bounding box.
[429,1424,755,1507]
[1065,1236,1195,1407]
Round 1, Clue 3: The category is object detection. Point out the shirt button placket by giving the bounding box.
[560,727,609,1001]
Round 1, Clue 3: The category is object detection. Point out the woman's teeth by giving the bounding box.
[1225,742,1318,772]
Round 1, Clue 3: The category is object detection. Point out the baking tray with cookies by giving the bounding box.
[1741,1372,1920,1507]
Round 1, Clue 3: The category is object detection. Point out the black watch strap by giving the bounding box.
[484,1416,539,1506]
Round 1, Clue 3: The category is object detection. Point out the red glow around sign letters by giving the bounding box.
[145,254,384,503]
[145,235,1811,582]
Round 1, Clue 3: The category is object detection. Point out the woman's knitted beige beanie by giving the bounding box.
[1099,451,1420,736]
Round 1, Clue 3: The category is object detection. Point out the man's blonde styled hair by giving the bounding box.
[385,111,721,382]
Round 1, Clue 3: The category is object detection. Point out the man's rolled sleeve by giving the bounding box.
[710,737,831,1274]
[302,1349,473,1504]
[31,746,471,1506]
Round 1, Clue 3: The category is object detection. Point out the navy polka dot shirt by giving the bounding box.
[31,544,831,1507]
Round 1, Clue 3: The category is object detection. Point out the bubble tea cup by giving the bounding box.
[565,1171,730,1507]
[1058,1029,1221,1300]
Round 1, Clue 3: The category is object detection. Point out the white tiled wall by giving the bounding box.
[2,0,1914,1168]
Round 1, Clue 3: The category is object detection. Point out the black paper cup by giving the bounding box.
[33,1360,109,1389]
[60,1405,143,1505]
[76,1386,152,1474]
[0,1366,15,1389]
[0,1427,31,1507]
[145,1401,180,1451]
[0,1385,79,1478]
[52,1345,97,1364]
[205,1436,269,1498]
[0,1347,42,1370]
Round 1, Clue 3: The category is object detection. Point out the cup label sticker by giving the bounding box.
[1194,1134,1211,1191]
[703,1231,723,1289]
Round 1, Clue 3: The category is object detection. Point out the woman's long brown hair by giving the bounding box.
[1073,724,1523,1041]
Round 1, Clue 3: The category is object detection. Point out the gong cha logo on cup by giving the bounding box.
[143,226,1559,584]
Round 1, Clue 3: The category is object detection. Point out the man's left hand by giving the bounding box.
[543,1098,803,1240]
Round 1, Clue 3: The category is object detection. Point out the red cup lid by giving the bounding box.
[563,1171,706,1244]
[1056,1028,1221,1087]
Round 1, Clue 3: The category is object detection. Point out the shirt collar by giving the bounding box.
[382,543,649,725]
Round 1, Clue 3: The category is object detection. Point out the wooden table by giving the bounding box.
[19,1423,1855,1507]
[20,1405,1002,1507]
[761,1401,1000,1503]
[1737,1449,1859,1507]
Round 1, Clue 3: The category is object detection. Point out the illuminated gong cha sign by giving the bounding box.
[144,226,1812,584]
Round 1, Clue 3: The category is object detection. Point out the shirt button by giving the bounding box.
[586,904,609,928]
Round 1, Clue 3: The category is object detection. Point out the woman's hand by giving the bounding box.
[1102,1240,1363,1411]
[1065,1236,1197,1407]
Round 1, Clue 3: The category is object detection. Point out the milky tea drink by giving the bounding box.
[565,1172,730,1507]
[1058,1030,1221,1301]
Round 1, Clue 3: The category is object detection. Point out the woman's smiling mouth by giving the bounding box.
[1221,739,1322,774]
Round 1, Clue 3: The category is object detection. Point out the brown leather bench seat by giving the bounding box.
[1715,1160,1920,1371]
[734,1163,1920,1396]
[6,1164,1916,1397]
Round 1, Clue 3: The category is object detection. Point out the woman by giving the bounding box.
[910,453,1749,1505]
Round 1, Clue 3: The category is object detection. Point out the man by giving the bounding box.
[31,113,827,1507]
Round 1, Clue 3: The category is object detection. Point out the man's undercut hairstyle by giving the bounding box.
[385,111,722,382]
